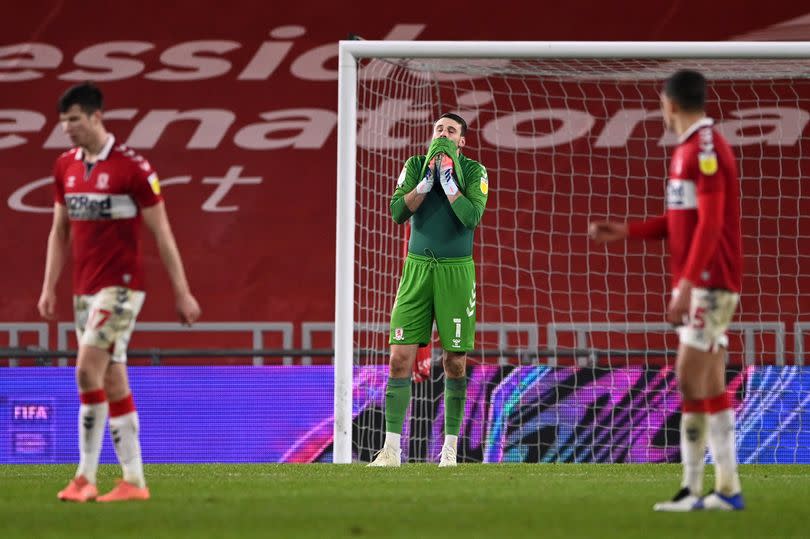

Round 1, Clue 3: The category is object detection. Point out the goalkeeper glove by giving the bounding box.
[415,164,434,194]
[435,152,459,197]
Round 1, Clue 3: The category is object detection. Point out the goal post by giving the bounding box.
[335,41,810,465]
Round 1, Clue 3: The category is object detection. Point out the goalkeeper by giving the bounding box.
[368,113,489,467]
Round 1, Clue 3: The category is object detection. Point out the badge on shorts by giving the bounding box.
[698,152,718,176]
[394,328,404,340]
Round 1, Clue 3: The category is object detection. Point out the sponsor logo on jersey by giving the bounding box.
[66,194,113,219]
[666,179,697,210]
[65,193,138,220]
[148,172,161,195]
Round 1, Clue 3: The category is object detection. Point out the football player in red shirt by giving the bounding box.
[590,70,744,511]
[38,82,201,502]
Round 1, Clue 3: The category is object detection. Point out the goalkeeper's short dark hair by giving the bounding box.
[664,70,706,112]
[439,112,468,136]
[58,82,104,115]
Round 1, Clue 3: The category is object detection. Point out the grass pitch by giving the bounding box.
[1,464,808,538]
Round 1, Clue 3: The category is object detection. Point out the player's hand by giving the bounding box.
[176,292,201,326]
[415,163,434,194]
[588,221,627,243]
[37,289,57,320]
[436,152,459,198]
[667,280,692,326]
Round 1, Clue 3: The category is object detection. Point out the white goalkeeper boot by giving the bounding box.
[653,487,701,512]
[367,445,401,467]
[438,444,457,467]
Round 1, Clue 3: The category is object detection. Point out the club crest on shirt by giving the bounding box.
[66,176,76,188]
[699,152,718,176]
[95,173,110,190]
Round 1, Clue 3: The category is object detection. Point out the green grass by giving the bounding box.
[1,464,808,538]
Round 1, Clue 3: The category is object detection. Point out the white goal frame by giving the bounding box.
[334,40,810,464]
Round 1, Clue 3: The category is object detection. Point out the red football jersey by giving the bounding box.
[53,135,163,295]
[665,118,743,292]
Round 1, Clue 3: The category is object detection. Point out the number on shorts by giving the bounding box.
[692,306,706,329]
[89,308,112,329]
[453,318,462,338]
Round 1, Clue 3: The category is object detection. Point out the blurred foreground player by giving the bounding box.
[590,70,744,511]
[39,82,201,502]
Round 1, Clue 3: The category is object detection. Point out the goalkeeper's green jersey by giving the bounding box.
[390,152,489,258]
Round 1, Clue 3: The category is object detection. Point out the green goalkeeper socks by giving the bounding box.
[384,376,412,434]
[444,376,467,437]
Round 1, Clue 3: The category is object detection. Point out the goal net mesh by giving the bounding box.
[350,56,810,463]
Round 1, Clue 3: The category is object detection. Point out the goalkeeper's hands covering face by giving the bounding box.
[426,137,461,199]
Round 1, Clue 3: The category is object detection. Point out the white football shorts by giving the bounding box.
[74,286,146,363]
[675,287,739,353]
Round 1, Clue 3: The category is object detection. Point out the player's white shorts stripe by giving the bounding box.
[74,287,145,364]
[676,287,739,353]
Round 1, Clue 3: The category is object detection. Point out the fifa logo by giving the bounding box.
[13,404,51,421]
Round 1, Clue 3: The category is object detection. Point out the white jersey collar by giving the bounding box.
[74,134,116,161]
[678,117,714,144]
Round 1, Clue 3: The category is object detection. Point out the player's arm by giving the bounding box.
[142,201,201,326]
[670,167,726,313]
[38,203,70,320]
[391,156,431,223]
[445,162,489,230]
[667,149,728,324]
[590,214,667,243]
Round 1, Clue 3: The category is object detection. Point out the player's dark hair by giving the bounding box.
[58,82,104,115]
[438,112,468,136]
[664,70,706,112]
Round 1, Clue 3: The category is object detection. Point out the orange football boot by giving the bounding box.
[96,479,150,502]
[57,475,98,502]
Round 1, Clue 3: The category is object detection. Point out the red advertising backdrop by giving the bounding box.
[1,1,808,356]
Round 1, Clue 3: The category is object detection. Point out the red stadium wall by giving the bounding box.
[1,1,809,360]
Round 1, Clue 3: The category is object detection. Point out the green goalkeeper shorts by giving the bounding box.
[389,252,476,352]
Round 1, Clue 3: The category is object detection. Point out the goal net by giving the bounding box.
[335,42,810,464]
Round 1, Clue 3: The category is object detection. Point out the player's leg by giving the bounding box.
[653,342,715,511]
[369,255,433,467]
[437,351,467,467]
[367,343,419,467]
[57,294,109,502]
[95,289,150,501]
[693,290,743,511]
[654,288,742,512]
[96,364,149,501]
[433,257,476,467]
